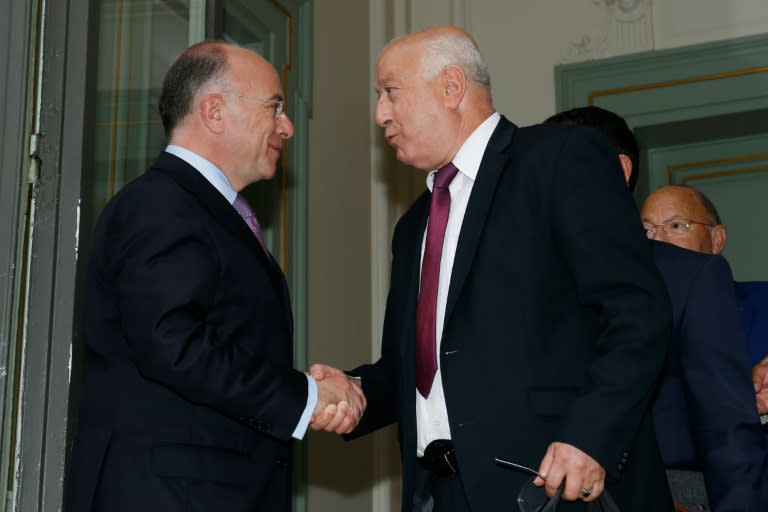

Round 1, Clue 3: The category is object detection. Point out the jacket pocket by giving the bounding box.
[151,443,267,488]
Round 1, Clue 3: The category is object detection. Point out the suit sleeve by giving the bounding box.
[100,192,308,440]
[344,218,410,438]
[679,256,767,511]
[549,127,671,477]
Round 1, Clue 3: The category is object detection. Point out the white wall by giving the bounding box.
[470,0,768,125]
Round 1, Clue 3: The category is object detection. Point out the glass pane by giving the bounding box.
[88,0,200,229]
[218,0,290,255]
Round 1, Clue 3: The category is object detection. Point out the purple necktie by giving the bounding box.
[233,194,267,252]
[416,162,459,398]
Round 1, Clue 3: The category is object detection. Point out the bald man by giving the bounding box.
[643,185,768,381]
[642,186,727,255]
[66,42,364,512]
[644,189,768,392]
[313,28,672,511]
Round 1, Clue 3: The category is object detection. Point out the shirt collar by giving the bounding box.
[427,112,501,191]
[165,145,237,204]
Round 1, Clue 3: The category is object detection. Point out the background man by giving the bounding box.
[643,185,768,389]
[547,106,767,512]
[66,41,364,512]
[313,27,672,511]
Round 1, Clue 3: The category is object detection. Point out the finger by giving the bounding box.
[349,378,366,406]
[581,478,604,503]
[331,405,358,435]
[534,444,554,487]
[308,363,333,380]
[561,473,584,502]
[310,404,337,430]
[323,401,349,433]
[348,387,366,420]
[334,410,358,435]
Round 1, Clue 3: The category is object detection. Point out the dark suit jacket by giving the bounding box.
[350,118,673,511]
[66,152,307,512]
[735,281,768,367]
[652,242,768,512]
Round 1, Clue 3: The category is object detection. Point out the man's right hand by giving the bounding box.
[309,363,366,434]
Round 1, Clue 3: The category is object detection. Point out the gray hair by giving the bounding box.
[421,32,491,91]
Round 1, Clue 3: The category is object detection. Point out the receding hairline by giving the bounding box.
[382,25,478,59]
[379,25,491,92]
[652,185,723,225]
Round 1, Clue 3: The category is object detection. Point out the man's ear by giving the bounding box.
[710,224,727,255]
[618,154,633,186]
[199,93,225,134]
[442,64,466,109]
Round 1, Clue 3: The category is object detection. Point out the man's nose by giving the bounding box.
[375,96,391,128]
[277,113,294,139]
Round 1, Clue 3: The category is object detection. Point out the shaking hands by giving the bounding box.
[308,363,366,434]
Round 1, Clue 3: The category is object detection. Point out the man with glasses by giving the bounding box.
[65,41,365,512]
[641,185,727,255]
[547,107,767,512]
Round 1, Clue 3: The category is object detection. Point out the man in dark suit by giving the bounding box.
[736,282,768,369]
[743,281,768,421]
[312,27,672,511]
[65,42,364,512]
[547,106,768,511]
[644,187,768,428]
[641,185,768,511]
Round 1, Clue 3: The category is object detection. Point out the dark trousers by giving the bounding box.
[412,462,472,512]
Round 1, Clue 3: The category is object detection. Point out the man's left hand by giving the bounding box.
[534,442,606,502]
[752,356,768,415]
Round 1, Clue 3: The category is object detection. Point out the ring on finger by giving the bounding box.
[579,488,592,498]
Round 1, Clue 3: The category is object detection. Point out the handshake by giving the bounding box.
[308,364,367,435]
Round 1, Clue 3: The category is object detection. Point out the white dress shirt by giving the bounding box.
[165,145,317,439]
[415,113,501,456]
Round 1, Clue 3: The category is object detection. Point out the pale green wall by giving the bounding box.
[307,1,377,511]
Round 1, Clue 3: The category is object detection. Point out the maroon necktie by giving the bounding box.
[416,162,459,398]
[233,194,267,252]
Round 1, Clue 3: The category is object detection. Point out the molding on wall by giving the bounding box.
[561,0,654,63]
[369,2,397,510]
[555,32,768,120]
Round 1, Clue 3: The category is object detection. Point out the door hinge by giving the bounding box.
[28,131,44,184]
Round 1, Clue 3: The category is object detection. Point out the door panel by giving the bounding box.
[556,33,768,281]
[648,136,768,280]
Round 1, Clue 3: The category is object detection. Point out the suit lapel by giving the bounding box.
[152,152,272,266]
[444,118,517,326]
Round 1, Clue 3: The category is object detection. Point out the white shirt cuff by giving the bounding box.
[292,374,317,439]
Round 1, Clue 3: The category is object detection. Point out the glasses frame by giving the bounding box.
[643,218,716,238]
[219,91,285,119]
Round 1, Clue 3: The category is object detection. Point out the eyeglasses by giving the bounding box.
[496,458,561,512]
[219,91,285,119]
[643,218,716,238]
[496,457,618,512]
